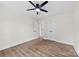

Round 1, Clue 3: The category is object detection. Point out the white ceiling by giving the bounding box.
[0,1,79,19]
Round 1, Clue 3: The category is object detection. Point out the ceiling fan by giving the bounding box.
[26,1,48,15]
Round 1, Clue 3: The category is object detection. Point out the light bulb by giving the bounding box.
[36,8,40,12]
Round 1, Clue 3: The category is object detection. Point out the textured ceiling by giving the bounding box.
[25,1,78,19]
[0,1,78,19]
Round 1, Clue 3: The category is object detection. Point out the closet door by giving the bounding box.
[41,19,56,39]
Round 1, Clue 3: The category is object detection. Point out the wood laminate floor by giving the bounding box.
[0,38,78,57]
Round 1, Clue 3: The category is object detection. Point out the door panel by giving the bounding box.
[40,19,56,39]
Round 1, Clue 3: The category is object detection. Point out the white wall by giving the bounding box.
[39,1,76,45]
[73,3,79,55]
[40,13,74,45]
[56,14,74,45]
[0,2,39,50]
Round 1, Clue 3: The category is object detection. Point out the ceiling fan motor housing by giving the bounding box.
[27,1,48,15]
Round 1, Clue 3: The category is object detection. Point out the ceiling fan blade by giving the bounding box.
[40,9,48,12]
[29,1,36,7]
[27,8,35,11]
[40,1,48,7]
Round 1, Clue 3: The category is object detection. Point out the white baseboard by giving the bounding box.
[45,38,73,45]
[54,40,73,45]
[45,38,79,56]
[0,39,32,51]
[73,47,79,56]
[0,36,39,51]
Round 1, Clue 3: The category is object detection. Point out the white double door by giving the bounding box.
[33,19,56,39]
[40,19,56,39]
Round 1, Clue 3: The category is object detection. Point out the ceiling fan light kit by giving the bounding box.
[27,1,48,15]
[36,8,40,12]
